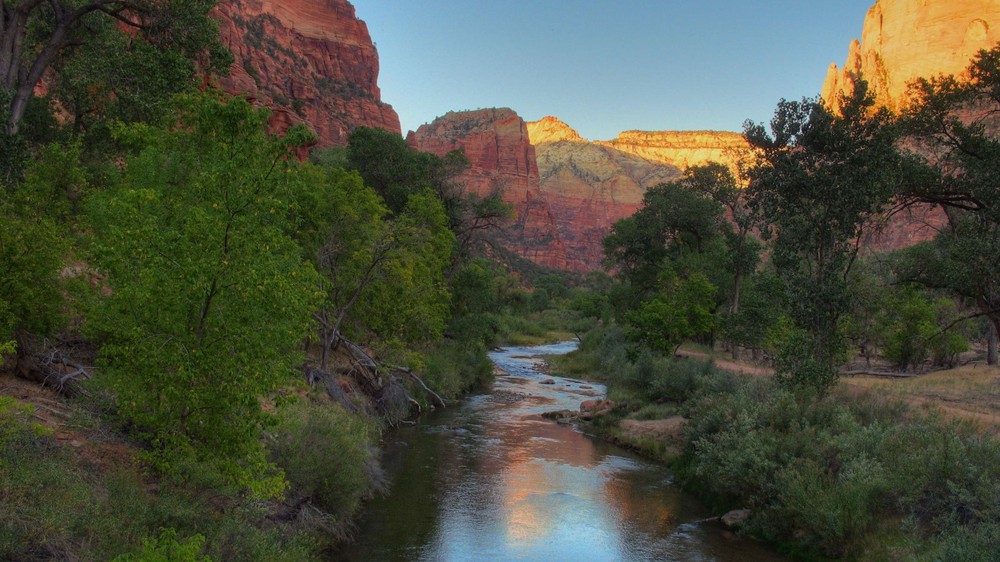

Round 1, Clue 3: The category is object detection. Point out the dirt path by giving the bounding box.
[676,349,1000,432]
[676,348,774,377]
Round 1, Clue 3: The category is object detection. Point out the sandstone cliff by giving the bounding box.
[821,0,999,251]
[597,130,748,171]
[213,0,400,146]
[528,120,684,270]
[822,0,1000,113]
[526,116,586,144]
[407,109,572,270]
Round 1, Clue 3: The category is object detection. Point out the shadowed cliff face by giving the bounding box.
[407,109,573,271]
[214,0,400,146]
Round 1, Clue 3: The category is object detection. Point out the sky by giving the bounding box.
[352,1,876,140]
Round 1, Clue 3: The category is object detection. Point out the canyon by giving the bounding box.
[213,0,400,146]
[211,0,999,271]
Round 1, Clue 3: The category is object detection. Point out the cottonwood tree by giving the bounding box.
[745,83,902,391]
[896,45,1000,364]
[87,94,320,495]
[1,0,224,134]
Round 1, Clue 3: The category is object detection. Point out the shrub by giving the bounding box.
[268,400,383,524]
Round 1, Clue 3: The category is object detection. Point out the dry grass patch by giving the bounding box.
[843,364,1000,432]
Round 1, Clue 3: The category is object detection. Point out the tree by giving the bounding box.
[603,179,726,300]
[897,44,1000,364]
[298,159,455,369]
[684,162,761,315]
[1,0,226,135]
[624,269,716,356]
[86,94,320,494]
[744,83,902,390]
[345,126,510,265]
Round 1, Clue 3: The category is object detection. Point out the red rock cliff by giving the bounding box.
[407,109,573,271]
[214,0,400,146]
[527,117,683,271]
[822,0,1000,113]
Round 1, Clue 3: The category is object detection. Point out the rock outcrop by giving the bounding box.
[409,112,745,272]
[407,109,572,270]
[597,130,748,171]
[821,0,1000,251]
[214,0,400,146]
[531,134,682,270]
[525,116,586,144]
[822,0,1000,113]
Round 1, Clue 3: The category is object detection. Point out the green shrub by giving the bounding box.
[268,400,383,523]
[421,340,493,399]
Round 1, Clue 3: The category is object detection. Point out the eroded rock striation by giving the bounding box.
[530,128,683,270]
[597,130,748,171]
[407,109,572,270]
[214,0,400,146]
[822,0,1000,113]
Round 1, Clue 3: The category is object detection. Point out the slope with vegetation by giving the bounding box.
[0,2,576,559]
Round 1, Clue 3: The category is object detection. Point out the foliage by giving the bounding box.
[112,528,212,562]
[623,270,716,355]
[897,44,1000,363]
[744,82,902,390]
[603,179,725,301]
[268,400,383,526]
[86,94,321,494]
[421,340,494,399]
[1,0,229,135]
[675,374,1000,560]
[0,151,72,345]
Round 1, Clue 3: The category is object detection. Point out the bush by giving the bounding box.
[421,340,493,399]
[268,400,383,524]
[674,374,1000,559]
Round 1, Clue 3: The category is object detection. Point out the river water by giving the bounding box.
[340,342,786,561]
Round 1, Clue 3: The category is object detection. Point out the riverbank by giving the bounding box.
[340,341,788,561]
[540,339,1000,561]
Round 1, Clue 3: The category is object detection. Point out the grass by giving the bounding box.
[843,364,1000,434]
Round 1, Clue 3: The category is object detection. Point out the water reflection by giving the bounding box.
[340,343,785,561]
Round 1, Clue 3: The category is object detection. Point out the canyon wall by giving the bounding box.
[407,109,572,270]
[597,130,748,171]
[822,0,1000,113]
[214,0,400,146]
[527,117,684,271]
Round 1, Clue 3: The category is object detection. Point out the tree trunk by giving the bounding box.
[989,318,998,366]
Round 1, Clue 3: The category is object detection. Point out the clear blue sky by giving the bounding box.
[353,1,875,140]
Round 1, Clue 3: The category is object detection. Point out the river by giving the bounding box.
[340,341,787,561]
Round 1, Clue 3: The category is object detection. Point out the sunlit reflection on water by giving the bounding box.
[340,342,787,561]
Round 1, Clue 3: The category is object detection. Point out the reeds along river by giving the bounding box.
[339,341,787,561]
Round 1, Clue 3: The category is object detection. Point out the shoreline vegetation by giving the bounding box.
[544,332,1000,561]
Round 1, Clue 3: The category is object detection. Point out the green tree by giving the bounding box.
[1,0,227,135]
[624,269,716,355]
[898,44,1000,364]
[86,94,320,494]
[603,179,726,303]
[297,159,454,368]
[345,126,509,264]
[745,83,902,391]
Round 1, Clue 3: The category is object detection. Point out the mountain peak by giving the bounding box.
[527,116,586,145]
